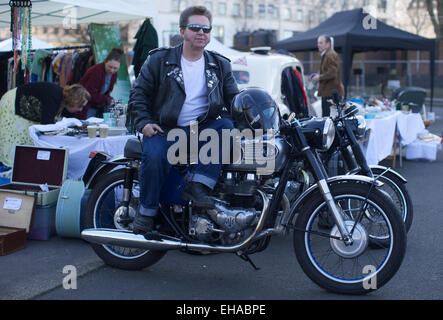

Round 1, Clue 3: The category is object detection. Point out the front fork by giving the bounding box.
[316,179,353,245]
[295,124,354,245]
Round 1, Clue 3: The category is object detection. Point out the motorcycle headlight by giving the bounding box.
[355,115,366,139]
[301,117,335,151]
[322,118,335,150]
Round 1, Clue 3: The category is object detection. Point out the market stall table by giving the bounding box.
[29,129,136,179]
[361,111,426,166]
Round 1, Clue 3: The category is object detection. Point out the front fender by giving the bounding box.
[281,175,383,228]
[369,165,407,184]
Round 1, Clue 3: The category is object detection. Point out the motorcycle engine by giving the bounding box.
[188,202,258,244]
[207,203,257,233]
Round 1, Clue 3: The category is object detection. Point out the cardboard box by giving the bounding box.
[0,145,68,206]
[0,192,36,255]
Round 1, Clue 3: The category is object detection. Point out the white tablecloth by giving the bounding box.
[29,126,136,179]
[361,111,425,165]
[406,139,442,161]
[396,112,425,146]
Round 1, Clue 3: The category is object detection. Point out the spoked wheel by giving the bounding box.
[293,182,406,295]
[84,169,166,270]
[370,168,413,232]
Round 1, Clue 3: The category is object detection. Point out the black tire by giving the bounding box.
[84,169,166,270]
[370,168,413,232]
[293,181,406,295]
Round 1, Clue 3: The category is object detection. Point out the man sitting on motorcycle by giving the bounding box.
[129,5,239,234]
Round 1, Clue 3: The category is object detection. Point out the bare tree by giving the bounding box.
[425,0,443,58]
[404,0,430,35]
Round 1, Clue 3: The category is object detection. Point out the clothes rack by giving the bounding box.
[29,44,91,52]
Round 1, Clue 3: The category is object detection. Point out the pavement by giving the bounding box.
[1,106,443,300]
[0,236,104,300]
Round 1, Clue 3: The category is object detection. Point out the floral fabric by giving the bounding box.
[0,88,37,167]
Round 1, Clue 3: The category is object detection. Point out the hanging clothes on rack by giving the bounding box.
[26,45,94,87]
[30,49,52,82]
[70,49,94,84]
[132,19,158,78]
[0,45,93,112]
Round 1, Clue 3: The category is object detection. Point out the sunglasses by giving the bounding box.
[184,24,212,33]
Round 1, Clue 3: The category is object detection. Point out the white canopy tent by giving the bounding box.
[0,36,54,51]
[206,37,239,56]
[0,0,158,29]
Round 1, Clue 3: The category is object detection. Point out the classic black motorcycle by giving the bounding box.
[81,88,406,295]
[317,91,413,232]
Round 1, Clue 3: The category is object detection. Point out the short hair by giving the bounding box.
[63,84,91,108]
[105,47,124,63]
[179,6,212,29]
[319,34,331,44]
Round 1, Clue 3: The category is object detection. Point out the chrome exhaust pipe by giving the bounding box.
[81,228,184,250]
[81,190,270,253]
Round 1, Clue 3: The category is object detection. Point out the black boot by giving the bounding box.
[132,211,154,234]
[182,181,215,209]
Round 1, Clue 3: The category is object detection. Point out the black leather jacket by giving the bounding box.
[130,44,239,132]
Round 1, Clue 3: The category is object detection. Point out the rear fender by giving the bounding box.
[84,155,132,189]
[369,165,407,184]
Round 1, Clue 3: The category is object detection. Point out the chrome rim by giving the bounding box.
[305,194,394,284]
[93,178,148,260]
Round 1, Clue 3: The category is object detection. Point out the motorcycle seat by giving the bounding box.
[124,138,143,159]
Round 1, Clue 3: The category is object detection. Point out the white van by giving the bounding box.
[225,47,320,118]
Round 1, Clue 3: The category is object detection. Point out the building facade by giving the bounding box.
[0,0,437,50]
[154,0,436,48]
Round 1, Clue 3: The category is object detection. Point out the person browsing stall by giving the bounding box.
[0,82,90,166]
[76,47,123,119]
[129,6,239,234]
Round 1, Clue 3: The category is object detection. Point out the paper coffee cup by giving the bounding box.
[87,125,98,138]
[99,124,109,138]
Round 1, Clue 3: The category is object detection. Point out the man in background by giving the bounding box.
[311,35,344,116]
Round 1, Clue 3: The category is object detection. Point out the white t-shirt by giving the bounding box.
[177,55,209,127]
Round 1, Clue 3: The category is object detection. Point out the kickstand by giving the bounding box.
[236,252,260,271]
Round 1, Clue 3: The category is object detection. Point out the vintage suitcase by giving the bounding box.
[56,179,86,238]
[27,203,57,240]
[0,191,36,255]
[0,145,68,206]
[0,227,26,255]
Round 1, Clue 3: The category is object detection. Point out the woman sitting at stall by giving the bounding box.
[0,82,90,167]
[76,47,123,119]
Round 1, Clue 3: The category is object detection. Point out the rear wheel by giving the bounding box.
[293,182,406,295]
[84,169,166,270]
[370,168,413,232]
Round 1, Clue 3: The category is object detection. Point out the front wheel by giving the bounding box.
[293,181,406,295]
[84,169,166,270]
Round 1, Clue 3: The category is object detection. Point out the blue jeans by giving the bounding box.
[139,118,234,216]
